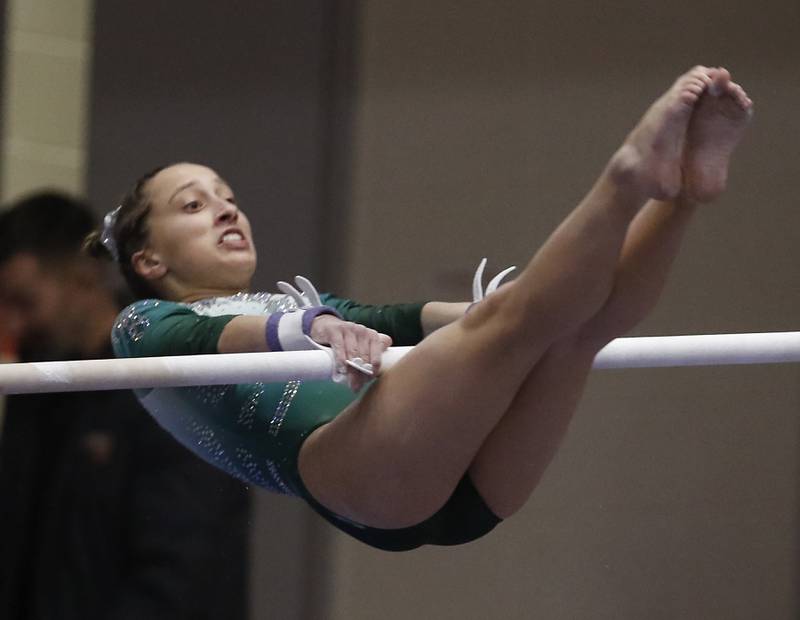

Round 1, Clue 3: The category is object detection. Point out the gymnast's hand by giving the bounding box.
[309,315,392,391]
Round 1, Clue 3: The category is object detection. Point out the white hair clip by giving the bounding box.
[100,206,122,262]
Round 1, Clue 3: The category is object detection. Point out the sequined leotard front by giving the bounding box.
[112,293,426,496]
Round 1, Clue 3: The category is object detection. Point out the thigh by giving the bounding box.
[272,380,359,495]
[468,338,598,518]
[297,307,549,529]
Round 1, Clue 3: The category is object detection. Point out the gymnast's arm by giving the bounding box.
[319,294,470,342]
[113,297,466,372]
[113,300,383,356]
[420,301,471,335]
[217,300,470,352]
[113,299,391,389]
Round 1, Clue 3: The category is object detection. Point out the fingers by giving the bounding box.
[342,328,371,392]
[368,335,385,374]
[339,325,383,367]
[343,328,360,364]
[313,320,391,391]
[347,326,390,391]
[326,336,365,392]
[323,328,348,373]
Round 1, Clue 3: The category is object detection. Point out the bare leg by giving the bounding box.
[299,68,713,529]
[469,197,698,518]
[468,71,754,518]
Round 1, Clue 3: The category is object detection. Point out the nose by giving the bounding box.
[214,199,239,224]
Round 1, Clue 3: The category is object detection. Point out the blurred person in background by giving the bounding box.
[0,192,250,620]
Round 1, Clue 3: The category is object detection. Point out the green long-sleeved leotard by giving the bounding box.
[112,292,425,496]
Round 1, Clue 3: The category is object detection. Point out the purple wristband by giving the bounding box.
[302,306,338,336]
[265,305,342,352]
[265,312,285,352]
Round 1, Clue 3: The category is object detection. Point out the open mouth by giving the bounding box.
[218,229,248,249]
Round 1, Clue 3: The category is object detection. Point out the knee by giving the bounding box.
[460,283,530,344]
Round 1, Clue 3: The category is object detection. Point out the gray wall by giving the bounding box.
[323,2,800,619]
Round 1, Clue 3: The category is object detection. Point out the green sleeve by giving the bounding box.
[319,294,428,346]
[112,300,238,358]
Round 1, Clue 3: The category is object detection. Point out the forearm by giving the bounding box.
[217,302,468,352]
[420,301,470,336]
[217,315,269,353]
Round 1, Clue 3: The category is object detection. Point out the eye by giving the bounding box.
[226,196,237,205]
[183,200,202,212]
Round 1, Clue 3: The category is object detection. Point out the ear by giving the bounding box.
[131,248,167,281]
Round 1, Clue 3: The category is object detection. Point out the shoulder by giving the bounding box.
[112,298,243,358]
[116,298,191,320]
[113,299,193,339]
[111,299,194,357]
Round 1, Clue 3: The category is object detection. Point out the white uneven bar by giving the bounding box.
[592,331,800,369]
[0,332,798,395]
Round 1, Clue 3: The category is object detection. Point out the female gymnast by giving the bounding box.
[86,66,752,551]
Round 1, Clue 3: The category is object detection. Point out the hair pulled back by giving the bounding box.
[83,165,167,299]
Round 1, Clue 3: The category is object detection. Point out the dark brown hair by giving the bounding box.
[83,165,167,299]
[0,192,96,265]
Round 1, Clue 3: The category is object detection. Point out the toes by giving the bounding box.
[688,76,708,89]
[686,83,705,96]
[730,83,753,109]
[680,71,714,102]
[684,67,713,91]
[689,65,712,77]
[678,89,701,105]
[708,67,732,96]
[681,65,753,113]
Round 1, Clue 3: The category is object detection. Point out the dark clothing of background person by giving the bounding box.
[0,348,250,620]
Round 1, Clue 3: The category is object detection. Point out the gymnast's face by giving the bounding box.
[133,163,257,301]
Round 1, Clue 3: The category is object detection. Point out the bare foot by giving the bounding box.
[683,68,753,203]
[609,66,714,201]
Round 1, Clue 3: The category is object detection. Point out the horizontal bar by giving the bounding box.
[0,332,798,395]
[592,331,800,369]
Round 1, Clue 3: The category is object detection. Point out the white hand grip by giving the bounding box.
[472,259,516,302]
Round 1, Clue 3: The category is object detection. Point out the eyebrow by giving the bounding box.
[168,177,230,204]
[169,181,197,204]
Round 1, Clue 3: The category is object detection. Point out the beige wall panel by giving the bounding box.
[5,50,87,149]
[2,151,82,198]
[1,0,92,202]
[12,0,92,40]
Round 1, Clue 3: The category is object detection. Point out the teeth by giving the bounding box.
[222,232,243,242]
